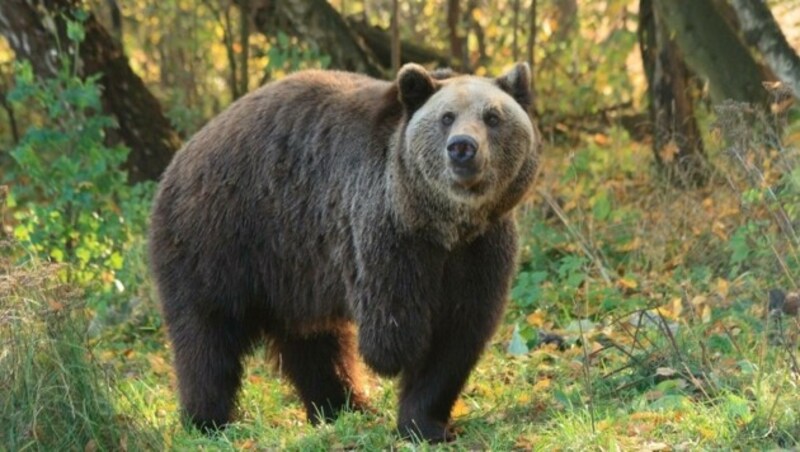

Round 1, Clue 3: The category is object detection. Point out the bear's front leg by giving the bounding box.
[397,219,517,443]
[352,235,444,377]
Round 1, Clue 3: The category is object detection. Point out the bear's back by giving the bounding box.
[149,70,403,321]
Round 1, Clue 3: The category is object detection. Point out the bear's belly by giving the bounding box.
[257,238,357,332]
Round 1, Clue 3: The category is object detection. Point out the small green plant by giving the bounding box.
[5,18,153,315]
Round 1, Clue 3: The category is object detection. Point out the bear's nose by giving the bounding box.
[446,135,478,164]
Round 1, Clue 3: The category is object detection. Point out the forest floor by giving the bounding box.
[4,115,800,450]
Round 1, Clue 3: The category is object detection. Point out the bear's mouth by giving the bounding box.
[451,165,481,184]
[449,168,489,196]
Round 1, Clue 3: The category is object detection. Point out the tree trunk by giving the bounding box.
[527,0,537,107]
[729,0,800,99]
[640,0,707,186]
[250,0,384,77]
[0,0,180,182]
[447,0,464,70]
[0,89,19,145]
[238,0,250,96]
[465,0,485,70]
[512,0,520,62]
[653,0,769,106]
[553,0,577,42]
[346,18,449,68]
[223,4,240,99]
[390,0,400,74]
[105,0,122,45]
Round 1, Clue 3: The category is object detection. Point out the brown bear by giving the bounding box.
[148,62,539,443]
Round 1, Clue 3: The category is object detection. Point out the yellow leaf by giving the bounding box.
[701,305,712,324]
[659,141,679,163]
[532,378,551,392]
[698,425,717,439]
[630,411,663,421]
[716,278,729,298]
[657,299,681,320]
[670,297,683,318]
[593,133,611,146]
[618,277,638,290]
[526,310,546,327]
[48,299,65,312]
[471,8,484,22]
[236,439,257,450]
[690,295,707,307]
[149,355,171,376]
[712,221,728,241]
[451,399,470,418]
[616,237,641,252]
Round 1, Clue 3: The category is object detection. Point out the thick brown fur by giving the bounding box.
[149,62,539,443]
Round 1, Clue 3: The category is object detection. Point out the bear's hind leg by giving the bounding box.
[169,311,260,431]
[272,326,367,424]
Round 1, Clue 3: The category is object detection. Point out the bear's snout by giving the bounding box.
[447,135,478,164]
[446,135,484,186]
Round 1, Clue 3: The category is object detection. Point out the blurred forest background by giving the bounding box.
[3,0,800,449]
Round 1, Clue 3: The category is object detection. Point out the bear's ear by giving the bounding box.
[495,62,532,110]
[397,63,437,114]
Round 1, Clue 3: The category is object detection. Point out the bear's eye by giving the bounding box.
[441,112,456,126]
[484,112,501,127]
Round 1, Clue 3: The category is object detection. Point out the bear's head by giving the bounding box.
[396,63,538,213]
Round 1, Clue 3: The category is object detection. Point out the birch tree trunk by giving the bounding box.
[653,0,768,106]
[729,0,800,99]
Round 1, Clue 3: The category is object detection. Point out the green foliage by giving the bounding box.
[267,32,331,73]
[5,20,153,314]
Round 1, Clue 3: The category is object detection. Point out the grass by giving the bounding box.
[3,105,800,450]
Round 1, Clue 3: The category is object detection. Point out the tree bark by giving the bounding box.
[527,0,537,106]
[729,0,800,99]
[553,0,577,41]
[640,0,707,186]
[390,0,400,74]
[512,0,520,62]
[238,0,250,96]
[250,0,384,77]
[653,0,769,106]
[105,0,122,45]
[447,0,464,70]
[0,0,180,182]
[346,18,449,68]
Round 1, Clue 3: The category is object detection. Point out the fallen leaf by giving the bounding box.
[716,278,730,298]
[618,277,638,290]
[526,310,546,327]
[148,355,171,376]
[452,399,470,418]
[532,378,551,392]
